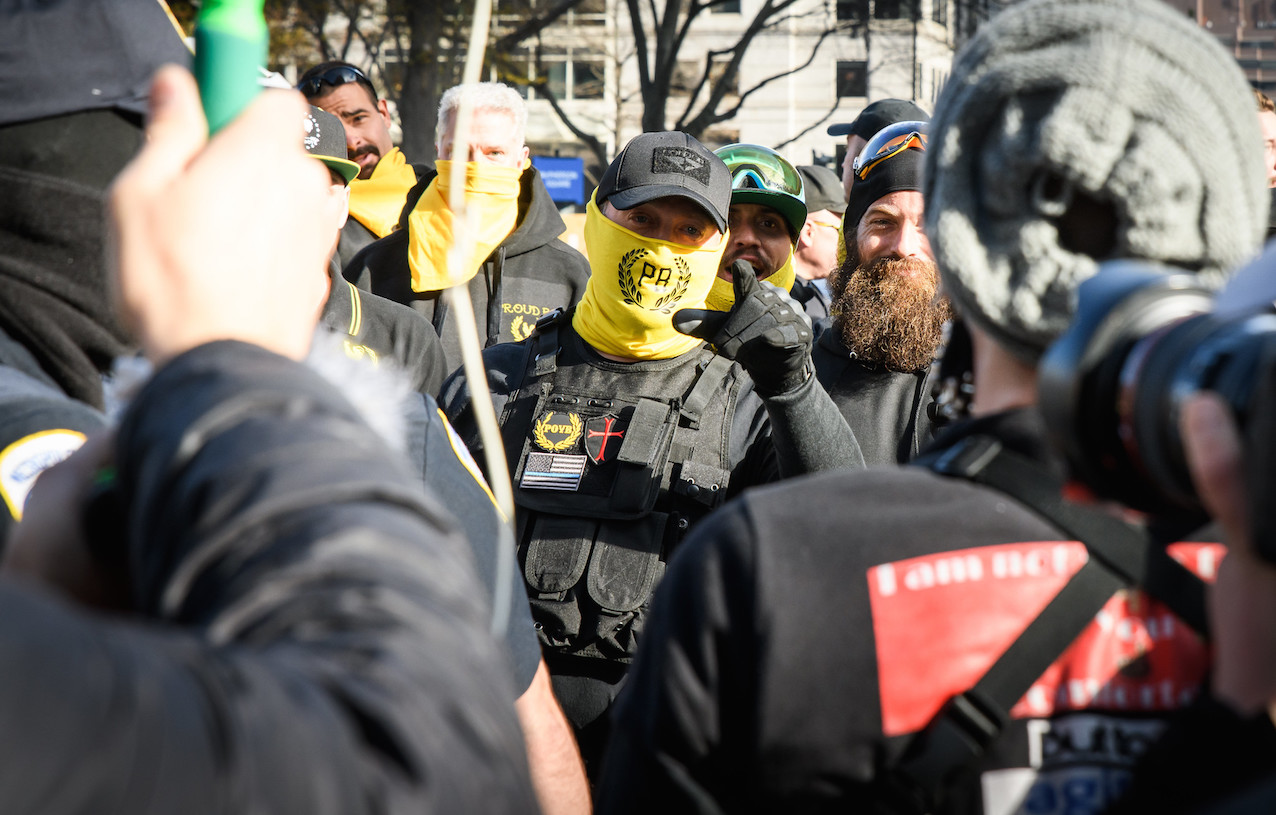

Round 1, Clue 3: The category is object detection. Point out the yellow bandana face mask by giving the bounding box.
[704,247,797,312]
[573,193,727,360]
[347,147,418,238]
[407,159,523,292]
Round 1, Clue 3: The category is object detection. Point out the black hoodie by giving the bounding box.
[344,165,591,380]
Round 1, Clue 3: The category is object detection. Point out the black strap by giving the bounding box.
[430,294,449,336]
[486,247,505,347]
[678,353,732,429]
[887,435,1211,813]
[530,308,564,379]
[495,308,568,481]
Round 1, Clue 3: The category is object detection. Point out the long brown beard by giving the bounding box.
[829,250,950,372]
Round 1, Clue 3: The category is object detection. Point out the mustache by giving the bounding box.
[351,144,381,160]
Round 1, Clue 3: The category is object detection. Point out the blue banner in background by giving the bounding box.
[532,156,586,205]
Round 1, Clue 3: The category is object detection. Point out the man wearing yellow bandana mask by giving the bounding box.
[345,82,590,377]
[297,62,429,269]
[440,130,863,780]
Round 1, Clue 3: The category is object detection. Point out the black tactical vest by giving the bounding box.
[501,312,745,662]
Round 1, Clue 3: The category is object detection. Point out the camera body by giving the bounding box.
[1038,260,1276,521]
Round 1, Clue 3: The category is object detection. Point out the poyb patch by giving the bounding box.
[585,414,627,464]
[533,410,583,452]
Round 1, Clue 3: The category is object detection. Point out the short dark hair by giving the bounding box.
[298,61,379,105]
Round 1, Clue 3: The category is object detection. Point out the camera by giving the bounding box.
[1038,259,1276,520]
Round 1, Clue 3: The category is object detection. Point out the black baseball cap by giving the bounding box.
[596,131,731,232]
[0,0,191,128]
[797,165,846,214]
[827,98,929,139]
[304,107,360,185]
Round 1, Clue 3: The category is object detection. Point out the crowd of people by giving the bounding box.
[3,0,1276,812]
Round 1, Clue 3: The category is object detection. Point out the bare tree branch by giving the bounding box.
[529,81,610,169]
[682,23,838,135]
[494,0,590,52]
[773,96,843,151]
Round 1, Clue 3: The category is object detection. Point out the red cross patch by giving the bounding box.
[584,414,627,464]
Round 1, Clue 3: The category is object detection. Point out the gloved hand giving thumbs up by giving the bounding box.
[674,259,814,397]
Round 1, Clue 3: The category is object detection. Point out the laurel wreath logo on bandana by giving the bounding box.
[533,411,583,452]
[617,250,692,314]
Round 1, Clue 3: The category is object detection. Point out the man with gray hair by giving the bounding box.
[346,81,589,376]
[596,0,1270,811]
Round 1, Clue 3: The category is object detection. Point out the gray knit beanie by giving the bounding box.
[924,0,1268,362]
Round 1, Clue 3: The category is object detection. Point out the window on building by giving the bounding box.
[836,0,866,21]
[836,60,868,98]
[671,60,700,96]
[932,0,947,25]
[710,0,742,13]
[532,45,606,101]
[709,54,739,96]
[569,0,607,26]
[671,56,738,97]
[573,57,605,99]
[874,0,902,18]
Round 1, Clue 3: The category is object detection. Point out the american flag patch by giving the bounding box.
[520,452,587,491]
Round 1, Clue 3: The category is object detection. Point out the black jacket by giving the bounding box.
[334,161,432,271]
[0,325,106,549]
[598,409,1226,814]
[0,341,537,813]
[812,327,937,466]
[321,263,446,396]
[319,269,540,692]
[345,166,591,376]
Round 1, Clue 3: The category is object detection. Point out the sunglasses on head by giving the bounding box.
[296,65,373,99]
[853,120,928,181]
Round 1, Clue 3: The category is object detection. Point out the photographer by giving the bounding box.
[594,0,1270,812]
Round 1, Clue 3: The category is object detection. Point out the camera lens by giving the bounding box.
[1039,261,1276,518]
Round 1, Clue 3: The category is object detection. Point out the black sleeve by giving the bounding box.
[0,341,536,814]
[728,374,865,495]
[410,392,542,694]
[0,363,106,548]
[595,500,763,815]
[761,373,865,475]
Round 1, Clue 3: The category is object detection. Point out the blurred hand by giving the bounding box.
[108,65,331,363]
[2,433,128,609]
[673,259,813,396]
[1181,393,1276,718]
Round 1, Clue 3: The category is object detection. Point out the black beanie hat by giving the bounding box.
[843,147,925,240]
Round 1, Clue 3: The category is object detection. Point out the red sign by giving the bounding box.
[868,541,1221,737]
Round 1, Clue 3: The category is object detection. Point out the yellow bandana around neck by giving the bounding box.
[347,147,418,238]
[704,247,797,312]
[572,194,727,360]
[407,159,523,293]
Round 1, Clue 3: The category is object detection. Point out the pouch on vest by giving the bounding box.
[522,514,596,647]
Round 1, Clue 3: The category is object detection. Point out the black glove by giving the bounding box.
[674,259,814,397]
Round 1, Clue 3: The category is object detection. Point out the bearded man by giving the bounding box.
[814,121,949,464]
